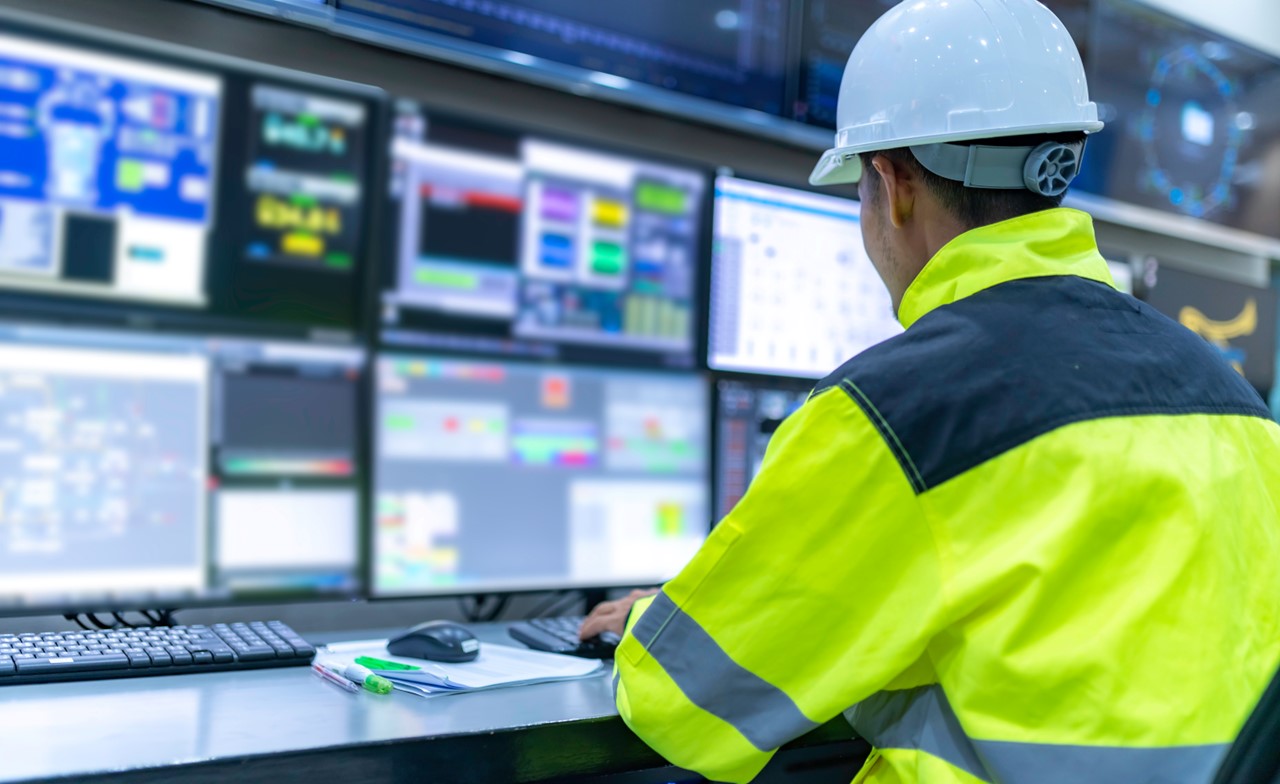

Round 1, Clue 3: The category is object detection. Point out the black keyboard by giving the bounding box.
[0,621,315,685]
[509,616,620,659]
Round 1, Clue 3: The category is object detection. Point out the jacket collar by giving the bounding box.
[897,208,1115,329]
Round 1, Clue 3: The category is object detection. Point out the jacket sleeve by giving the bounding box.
[612,386,949,783]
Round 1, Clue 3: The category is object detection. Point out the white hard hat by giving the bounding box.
[809,0,1104,189]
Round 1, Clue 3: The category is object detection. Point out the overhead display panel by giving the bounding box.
[1077,0,1280,241]
[336,0,791,115]
[792,0,1092,128]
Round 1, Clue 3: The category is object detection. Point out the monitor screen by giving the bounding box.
[0,22,380,337]
[714,377,810,521]
[1076,0,1280,240]
[0,322,366,613]
[1140,261,1277,394]
[335,0,790,116]
[792,0,1091,129]
[707,175,901,379]
[379,104,707,369]
[373,354,708,596]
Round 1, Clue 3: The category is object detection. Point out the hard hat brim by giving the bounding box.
[809,150,864,187]
[809,119,1106,187]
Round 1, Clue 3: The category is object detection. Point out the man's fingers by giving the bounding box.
[579,612,611,640]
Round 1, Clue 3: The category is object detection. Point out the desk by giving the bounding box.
[0,625,867,783]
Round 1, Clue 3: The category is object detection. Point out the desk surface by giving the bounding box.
[0,625,860,784]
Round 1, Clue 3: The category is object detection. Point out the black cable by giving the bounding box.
[111,612,137,629]
[142,609,177,628]
[458,596,478,623]
[86,613,118,630]
[458,593,511,623]
[481,595,510,622]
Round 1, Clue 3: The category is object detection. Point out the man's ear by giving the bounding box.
[870,155,915,229]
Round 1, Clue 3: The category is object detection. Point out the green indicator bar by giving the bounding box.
[385,414,416,432]
[416,268,479,289]
[591,242,625,275]
[636,182,688,215]
[324,254,354,269]
[290,194,319,207]
[656,504,685,537]
[299,113,320,126]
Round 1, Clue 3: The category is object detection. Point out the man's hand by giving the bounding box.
[579,588,660,640]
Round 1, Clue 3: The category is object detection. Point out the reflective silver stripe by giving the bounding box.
[845,683,1231,784]
[974,739,1229,784]
[844,685,991,782]
[631,592,819,751]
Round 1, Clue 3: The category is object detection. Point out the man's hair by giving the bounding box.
[859,132,1088,229]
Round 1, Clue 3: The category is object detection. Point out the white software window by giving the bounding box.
[709,176,902,379]
[0,340,209,604]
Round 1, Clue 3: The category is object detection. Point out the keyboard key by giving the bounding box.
[236,648,276,662]
[15,654,129,674]
[190,651,213,665]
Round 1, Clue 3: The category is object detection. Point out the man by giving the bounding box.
[580,0,1280,782]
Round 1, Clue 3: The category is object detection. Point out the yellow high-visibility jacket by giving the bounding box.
[613,208,1280,783]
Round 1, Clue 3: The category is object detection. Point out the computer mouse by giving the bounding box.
[387,620,481,663]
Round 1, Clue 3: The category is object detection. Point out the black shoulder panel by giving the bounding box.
[813,276,1270,493]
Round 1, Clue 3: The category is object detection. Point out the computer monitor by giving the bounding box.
[1075,0,1280,241]
[372,354,708,596]
[0,320,366,614]
[335,0,790,116]
[0,16,382,337]
[713,376,810,521]
[379,103,708,369]
[707,175,901,379]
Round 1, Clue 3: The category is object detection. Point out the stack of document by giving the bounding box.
[317,639,605,697]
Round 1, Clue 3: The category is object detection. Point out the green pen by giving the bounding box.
[355,655,452,684]
[342,662,394,694]
[355,656,420,672]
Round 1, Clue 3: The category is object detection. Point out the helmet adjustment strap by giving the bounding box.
[909,140,1086,196]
